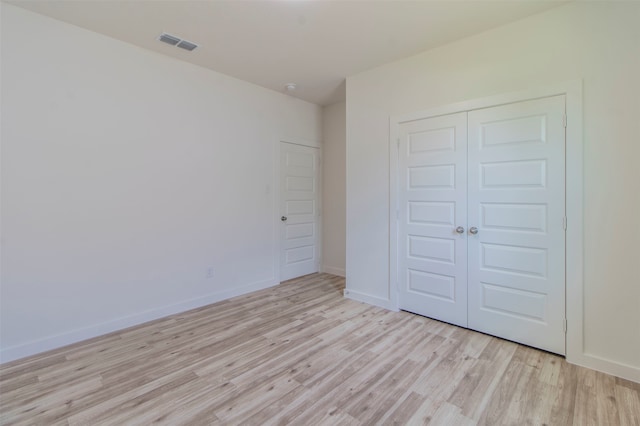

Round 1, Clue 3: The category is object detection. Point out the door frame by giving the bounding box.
[275,139,322,282]
[389,80,583,364]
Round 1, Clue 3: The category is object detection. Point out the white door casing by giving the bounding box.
[395,95,566,355]
[467,96,566,354]
[397,112,469,328]
[280,142,320,281]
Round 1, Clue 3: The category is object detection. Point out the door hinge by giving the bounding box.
[396,210,400,220]
[562,114,567,128]
[562,216,567,230]
[563,318,568,333]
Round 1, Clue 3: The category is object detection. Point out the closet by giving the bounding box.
[396,95,566,355]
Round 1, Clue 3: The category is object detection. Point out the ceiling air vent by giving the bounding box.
[176,40,198,52]
[158,32,198,51]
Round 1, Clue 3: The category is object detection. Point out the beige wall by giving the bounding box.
[346,1,640,380]
[0,4,322,362]
[321,101,346,276]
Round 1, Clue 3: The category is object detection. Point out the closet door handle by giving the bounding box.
[455,226,465,234]
[469,227,478,235]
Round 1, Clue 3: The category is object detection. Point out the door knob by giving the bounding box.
[281,216,287,222]
[469,227,478,235]
[455,226,465,234]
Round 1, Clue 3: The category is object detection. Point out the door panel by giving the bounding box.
[467,95,566,355]
[398,112,468,327]
[396,95,566,355]
[280,143,319,281]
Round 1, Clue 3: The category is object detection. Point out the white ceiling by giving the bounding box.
[8,0,566,106]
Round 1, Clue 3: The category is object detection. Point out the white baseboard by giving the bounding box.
[6,279,637,384]
[343,288,398,311]
[569,352,640,383]
[0,278,278,364]
[322,265,345,277]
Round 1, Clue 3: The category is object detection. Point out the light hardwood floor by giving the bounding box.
[1,273,638,425]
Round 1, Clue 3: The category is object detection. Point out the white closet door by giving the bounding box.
[467,96,566,354]
[397,112,468,327]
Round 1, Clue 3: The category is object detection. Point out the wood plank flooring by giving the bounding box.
[1,273,638,425]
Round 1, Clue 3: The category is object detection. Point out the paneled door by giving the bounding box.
[280,142,320,281]
[397,95,566,355]
[397,112,469,328]
[467,96,566,354]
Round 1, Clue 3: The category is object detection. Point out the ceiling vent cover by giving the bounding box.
[158,32,198,51]
[176,40,198,51]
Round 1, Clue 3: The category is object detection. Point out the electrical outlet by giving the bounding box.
[206,267,214,279]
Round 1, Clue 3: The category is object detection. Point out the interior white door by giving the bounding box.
[397,112,469,327]
[280,142,320,281]
[396,95,567,355]
[467,96,566,354]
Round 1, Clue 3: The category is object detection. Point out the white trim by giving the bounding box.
[0,278,279,364]
[280,136,321,149]
[577,353,640,383]
[272,139,282,283]
[392,81,582,125]
[317,149,323,275]
[389,120,400,309]
[344,288,398,311]
[388,82,640,381]
[322,265,346,277]
[562,81,585,369]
